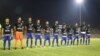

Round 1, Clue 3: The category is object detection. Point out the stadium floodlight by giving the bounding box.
[75,0,84,4]
[75,0,84,25]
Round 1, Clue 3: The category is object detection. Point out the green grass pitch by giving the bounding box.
[0,38,100,56]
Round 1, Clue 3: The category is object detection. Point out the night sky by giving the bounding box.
[0,0,100,27]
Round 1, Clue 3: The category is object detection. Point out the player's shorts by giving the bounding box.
[44,34,50,40]
[74,34,79,38]
[53,33,59,39]
[86,34,91,38]
[35,33,42,39]
[27,33,33,39]
[15,31,23,40]
[80,32,86,37]
[62,35,67,40]
[3,34,12,41]
[67,34,72,40]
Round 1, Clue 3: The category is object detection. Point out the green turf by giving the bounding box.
[0,38,100,56]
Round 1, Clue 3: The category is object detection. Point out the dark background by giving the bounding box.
[0,0,100,27]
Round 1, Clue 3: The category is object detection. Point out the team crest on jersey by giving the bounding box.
[37,26,41,31]
[28,24,33,30]
[5,24,11,32]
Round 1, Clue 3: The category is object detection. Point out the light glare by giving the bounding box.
[75,0,84,4]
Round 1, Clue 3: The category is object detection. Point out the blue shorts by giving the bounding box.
[53,34,59,39]
[3,34,12,41]
[27,33,33,39]
[62,36,67,40]
[74,34,79,38]
[45,34,50,40]
[80,32,86,37]
[67,34,72,40]
[35,33,41,39]
[86,34,91,38]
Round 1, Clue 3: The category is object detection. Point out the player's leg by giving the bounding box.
[44,34,47,47]
[67,35,69,45]
[61,38,63,46]
[19,32,24,49]
[35,37,38,47]
[64,38,67,46]
[8,36,11,50]
[47,34,51,46]
[30,33,33,48]
[73,35,76,45]
[88,34,91,45]
[88,36,90,45]
[69,35,72,45]
[15,32,19,49]
[3,35,7,50]
[80,34,83,44]
[83,34,85,44]
[39,34,42,47]
[52,35,55,47]
[70,36,73,45]
[26,33,29,47]
[77,37,79,45]
[74,34,79,45]
[86,34,91,45]
[48,38,51,46]
[56,35,59,46]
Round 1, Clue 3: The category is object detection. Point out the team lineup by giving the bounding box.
[1,17,91,50]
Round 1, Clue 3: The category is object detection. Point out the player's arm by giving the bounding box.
[14,26,16,32]
[22,26,25,34]
[40,26,43,33]
[11,28,13,39]
[32,26,35,33]
[25,26,27,34]
[13,26,16,38]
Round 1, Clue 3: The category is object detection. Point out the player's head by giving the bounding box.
[55,20,58,25]
[45,21,49,25]
[62,23,66,28]
[37,19,40,25]
[18,17,22,23]
[75,23,78,27]
[28,17,32,23]
[5,18,10,24]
